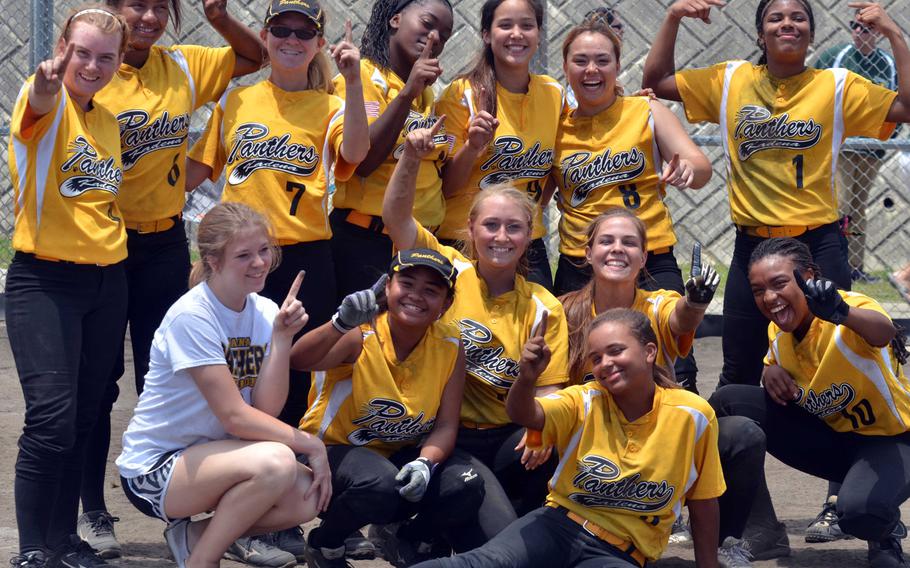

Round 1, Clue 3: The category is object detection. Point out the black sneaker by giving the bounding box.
[869,537,907,568]
[49,536,108,568]
[344,528,377,560]
[223,536,296,568]
[303,534,352,568]
[852,268,881,283]
[269,526,307,562]
[369,523,437,567]
[806,496,850,543]
[9,551,48,568]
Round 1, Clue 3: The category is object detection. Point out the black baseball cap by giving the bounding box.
[265,0,325,31]
[390,249,457,290]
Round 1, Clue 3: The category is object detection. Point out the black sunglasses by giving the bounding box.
[850,21,871,33]
[268,25,318,40]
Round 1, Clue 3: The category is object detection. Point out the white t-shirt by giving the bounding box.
[117,282,279,478]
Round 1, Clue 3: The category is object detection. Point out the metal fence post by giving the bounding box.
[29,0,54,70]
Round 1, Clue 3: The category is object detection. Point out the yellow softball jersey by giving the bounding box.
[539,383,725,561]
[676,62,897,227]
[411,224,569,425]
[436,76,564,240]
[94,44,235,223]
[300,312,461,456]
[764,291,910,436]
[554,97,676,257]
[189,82,352,243]
[570,289,693,386]
[332,59,449,226]
[9,82,126,264]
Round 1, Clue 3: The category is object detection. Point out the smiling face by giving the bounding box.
[262,12,324,73]
[61,22,123,107]
[588,321,657,397]
[386,266,453,329]
[564,31,619,113]
[585,216,646,286]
[390,0,453,66]
[468,194,532,271]
[483,0,540,72]
[759,0,813,64]
[749,254,813,335]
[115,0,170,52]
[209,226,274,296]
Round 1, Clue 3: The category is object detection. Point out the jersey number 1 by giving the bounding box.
[792,155,804,189]
[287,182,306,216]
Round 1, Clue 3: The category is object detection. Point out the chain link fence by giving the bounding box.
[5,0,910,313]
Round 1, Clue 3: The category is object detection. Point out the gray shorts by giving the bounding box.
[121,449,183,522]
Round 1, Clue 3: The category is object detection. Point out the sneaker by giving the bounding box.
[369,523,435,567]
[806,496,851,543]
[869,537,907,568]
[224,536,296,568]
[742,521,791,560]
[76,512,121,560]
[668,515,692,545]
[852,268,881,283]
[269,526,307,562]
[9,551,48,568]
[718,537,753,568]
[303,534,352,568]
[164,518,192,568]
[344,528,377,560]
[49,536,108,568]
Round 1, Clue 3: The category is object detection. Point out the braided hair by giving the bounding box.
[754,0,815,65]
[360,0,452,70]
[748,237,820,277]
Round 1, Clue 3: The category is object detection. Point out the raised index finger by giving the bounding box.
[419,30,438,60]
[344,19,353,44]
[690,241,702,279]
[285,270,305,303]
[533,311,549,339]
[429,114,446,137]
[792,269,811,295]
[56,41,76,76]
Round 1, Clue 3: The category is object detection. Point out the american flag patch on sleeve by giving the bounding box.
[364,101,380,118]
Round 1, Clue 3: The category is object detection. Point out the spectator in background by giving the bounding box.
[815,8,898,283]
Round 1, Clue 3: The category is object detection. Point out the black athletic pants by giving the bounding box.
[8,254,127,554]
[553,248,699,393]
[259,240,336,426]
[710,385,910,541]
[330,209,394,302]
[307,445,486,552]
[719,223,850,387]
[81,223,190,514]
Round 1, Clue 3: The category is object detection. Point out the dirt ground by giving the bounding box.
[1,328,907,567]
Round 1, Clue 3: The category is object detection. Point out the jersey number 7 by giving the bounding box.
[286,182,307,216]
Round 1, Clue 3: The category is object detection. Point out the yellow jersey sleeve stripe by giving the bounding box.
[648,111,662,179]
[548,388,601,489]
[318,377,353,439]
[165,48,196,109]
[321,104,346,233]
[830,68,848,200]
[834,326,906,428]
[301,370,328,428]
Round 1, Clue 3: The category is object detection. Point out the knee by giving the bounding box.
[718,416,766,463]
[249,442,298,491]
[837,492,899,541]
[431,460,486,524]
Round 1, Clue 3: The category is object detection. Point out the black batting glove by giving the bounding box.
[684,242,720,309]
[331,274,388,333]
[792,269,849,325]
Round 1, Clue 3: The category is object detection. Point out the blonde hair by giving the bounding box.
[589,309,679,389]
[460,184,535,275]
[189,202,281,287]
[61,4,130,55]
[561,17,623,97]
[560,209,647,383]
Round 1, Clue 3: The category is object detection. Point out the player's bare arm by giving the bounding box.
[203,0,267,77]
[687,497,720,568]
[650,100,712,189]
[334,19,370,165]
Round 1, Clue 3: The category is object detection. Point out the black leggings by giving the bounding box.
[308,445,486,551]
[554,249,699,393]
[8,254,127,553]
[82,223,189,514]
[330,209,394,302]
[720,223,850,386]
[710,384,910,541]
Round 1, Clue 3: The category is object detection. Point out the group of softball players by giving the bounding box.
[7,0,910,567]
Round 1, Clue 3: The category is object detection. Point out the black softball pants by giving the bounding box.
[7,254,127,554]
[330,209,394,302]
[710,385,910,541]
[553,248,700,393]
[81,222,190,514]
[719,222,850,387]
[259,240,336,427]
[307,445,486,552]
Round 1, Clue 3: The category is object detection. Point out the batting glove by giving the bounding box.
[331,274,388,333]
[792,270,849,325]
[684,242,720,309]
[395,457,434,502]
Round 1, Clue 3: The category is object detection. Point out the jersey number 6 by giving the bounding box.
[286,182,307,216]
